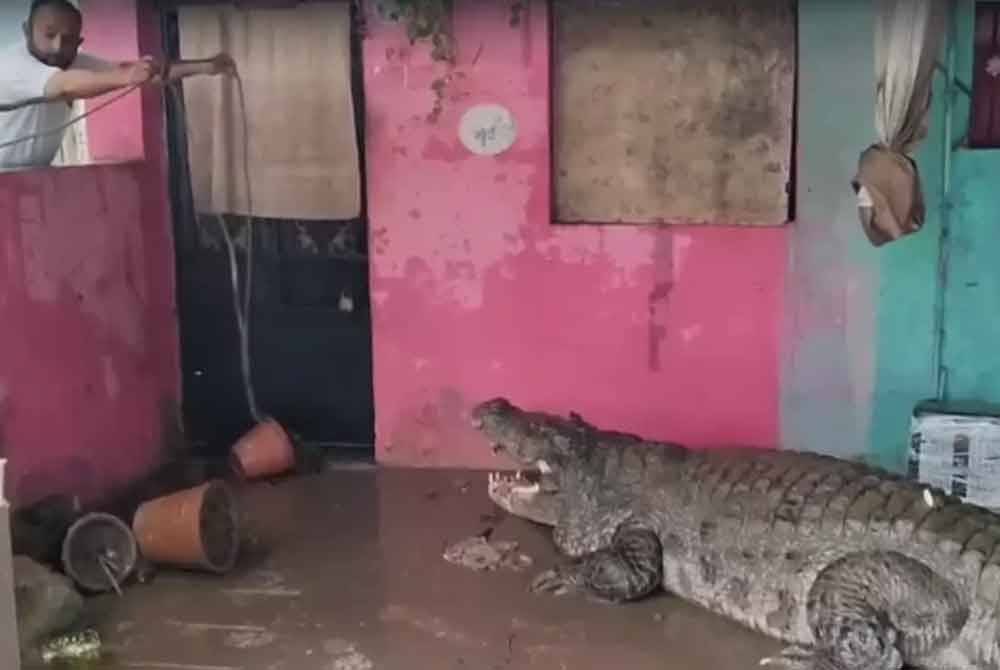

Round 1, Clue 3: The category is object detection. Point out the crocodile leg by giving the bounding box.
[530,521,663,603]
[761,551,968,670]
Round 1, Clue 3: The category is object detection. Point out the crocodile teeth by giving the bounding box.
[536,459,552,474]
[488,471,519,487]
[513,482,540,496]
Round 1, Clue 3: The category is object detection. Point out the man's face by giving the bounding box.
[24,6,84,70]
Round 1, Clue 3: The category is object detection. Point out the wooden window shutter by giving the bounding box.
[552,0,796,226]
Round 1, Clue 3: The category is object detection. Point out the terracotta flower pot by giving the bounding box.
[131,480,239,574]
[230,418,296,480]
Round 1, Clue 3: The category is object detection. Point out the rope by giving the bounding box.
[0,82,142,151]
[167,72,262,425]
[219,71,261,423]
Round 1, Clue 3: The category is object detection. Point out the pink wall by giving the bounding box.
[0,3,178,507]
[79,0,145,163]
[363,1,787,469]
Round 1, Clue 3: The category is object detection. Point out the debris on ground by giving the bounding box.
[40,629,101,664]
[443,534,533,572]
[13,556,85,653]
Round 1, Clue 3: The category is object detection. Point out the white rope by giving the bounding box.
[170,71,262,424]
[233,71,262,424]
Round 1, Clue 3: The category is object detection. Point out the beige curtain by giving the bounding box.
[874,0,949,153]
[853,0,950,246]
[178,2,361,221]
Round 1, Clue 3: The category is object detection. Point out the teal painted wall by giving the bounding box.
[782,0,882,461]
[786,0,1000,469]
[939,3,1000,404]
[866,82,943,470]
[868,1,1000,470]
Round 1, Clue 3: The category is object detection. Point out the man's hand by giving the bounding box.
[122,58,157,86]
[208,52,236,76]
[156,53,237,84]
[45,57,159,102]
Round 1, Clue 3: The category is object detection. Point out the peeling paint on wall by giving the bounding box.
[371,159,539,309]
[364,0,786,468]
[15,170,148,352]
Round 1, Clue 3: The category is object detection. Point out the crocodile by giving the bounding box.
[470,396,1000,670]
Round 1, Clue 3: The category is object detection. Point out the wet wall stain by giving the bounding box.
[0,167,179,507]
[647,232,674,372]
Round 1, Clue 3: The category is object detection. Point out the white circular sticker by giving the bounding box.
[458,104,518,156]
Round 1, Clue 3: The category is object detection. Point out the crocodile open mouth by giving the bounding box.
[487,459,557,496]
[488,469,543,497]
[486,464,561,526]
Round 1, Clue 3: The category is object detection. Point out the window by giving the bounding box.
[551,0,797,226]
[970,2,1000,148]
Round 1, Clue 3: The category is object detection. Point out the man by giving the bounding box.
[0,0,234,170]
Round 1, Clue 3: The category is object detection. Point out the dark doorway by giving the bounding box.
[160,4,374,460]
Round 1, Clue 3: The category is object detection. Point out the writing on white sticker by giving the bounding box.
[459,104,518,156]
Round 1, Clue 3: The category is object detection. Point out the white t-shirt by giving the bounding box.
[0,41,114,170]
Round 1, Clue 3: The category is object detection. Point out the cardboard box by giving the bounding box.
[0,459,21,669]
[909,400,1000,510]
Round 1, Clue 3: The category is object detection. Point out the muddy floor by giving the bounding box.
[45,466,779,669]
